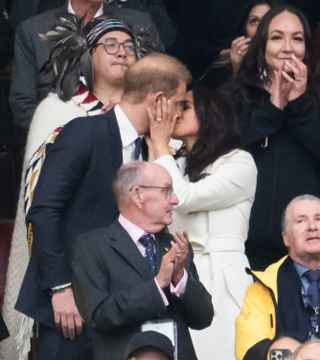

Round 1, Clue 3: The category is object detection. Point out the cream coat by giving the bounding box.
[155,149,257,360]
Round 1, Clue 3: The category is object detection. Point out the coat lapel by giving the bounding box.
[109,221,151,279]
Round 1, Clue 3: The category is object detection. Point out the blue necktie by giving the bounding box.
[139,234,157,275]
[304,270,320,308]
[133,137,142,160]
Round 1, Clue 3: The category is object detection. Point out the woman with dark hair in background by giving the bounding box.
[147,85,257,359]
[231,5,320,270]
[200,0,275,88]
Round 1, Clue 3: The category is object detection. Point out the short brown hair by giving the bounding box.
[123,53,191,103]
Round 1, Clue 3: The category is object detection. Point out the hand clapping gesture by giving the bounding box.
[156,231,189,288]
[269,54,307,110]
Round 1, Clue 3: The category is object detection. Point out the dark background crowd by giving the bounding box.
[1,1,320,360]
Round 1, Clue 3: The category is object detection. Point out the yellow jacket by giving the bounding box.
[235,256,288,360]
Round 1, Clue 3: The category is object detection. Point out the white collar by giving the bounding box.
[114,104,139,147]
[68,1,104,17]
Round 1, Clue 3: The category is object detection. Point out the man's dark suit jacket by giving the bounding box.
[71,220,214,360]
[16,109,126,328]
[9,2,164,129]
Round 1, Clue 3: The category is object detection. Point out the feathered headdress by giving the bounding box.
[39,14,160,101]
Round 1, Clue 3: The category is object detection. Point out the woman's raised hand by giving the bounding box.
[147,96,174,158]
[269,54,307,110]
[281,54,307,102]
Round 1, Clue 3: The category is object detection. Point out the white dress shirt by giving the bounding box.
[114,104,143,162]
[68,1,104,17]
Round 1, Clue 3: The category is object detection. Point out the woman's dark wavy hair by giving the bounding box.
[232,4,319,104]
[175,85,240,182]
[236,0,278,37]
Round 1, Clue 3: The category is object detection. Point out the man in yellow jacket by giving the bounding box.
[236,194,320,360]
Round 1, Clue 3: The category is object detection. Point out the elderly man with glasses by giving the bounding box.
[71,160,213,360]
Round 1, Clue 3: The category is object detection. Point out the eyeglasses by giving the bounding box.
[130,185,174,197]
[95,39,136,55]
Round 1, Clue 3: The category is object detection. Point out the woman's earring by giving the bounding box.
[259,67,267,81]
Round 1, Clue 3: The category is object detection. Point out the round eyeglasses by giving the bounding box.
[95,39,136,55]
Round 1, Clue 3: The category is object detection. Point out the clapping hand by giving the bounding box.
[269,54,307,110]
[156,231,189,288]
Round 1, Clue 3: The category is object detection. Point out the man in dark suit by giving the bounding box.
[71,160,213,360]
[15,53,191,360]
[9,0,166,132]
[236,194,320,360]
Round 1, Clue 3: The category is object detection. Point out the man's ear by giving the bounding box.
[282,231,289,248]
[148,91,164,106]
[130,186,144,209]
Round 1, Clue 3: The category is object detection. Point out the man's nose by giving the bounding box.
[308,219,318,230]
[116,43,126,57]
[170,192,179,205]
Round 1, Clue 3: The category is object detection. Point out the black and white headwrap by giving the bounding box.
[39,15,159,101]
[85,17,134,51]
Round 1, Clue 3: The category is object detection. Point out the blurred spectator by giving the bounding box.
[267,335,303,359]
[230,4,320,270]
[292,339,320,360]
[200,0,275,88]
[170,0,253,78]
[8,0,163,134]
[125,331,174,360]
[148,85,257,359]
[10,0,65,28]
[236,195,320,360]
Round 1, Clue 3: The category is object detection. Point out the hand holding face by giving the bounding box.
[230,36,251,72]
[147,97,175,158]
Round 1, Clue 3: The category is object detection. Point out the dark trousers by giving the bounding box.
[36,324,92,360]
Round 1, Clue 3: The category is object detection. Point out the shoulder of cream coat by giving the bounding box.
[205,148,257,173]
[25,93,87,160]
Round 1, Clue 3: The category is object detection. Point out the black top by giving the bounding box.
[234,87,320,270]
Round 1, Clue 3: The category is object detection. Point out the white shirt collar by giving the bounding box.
[114,104,139,147]
[118,214,146,245]
[68,0,104,17]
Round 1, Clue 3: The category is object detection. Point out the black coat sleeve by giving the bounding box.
[285,93,320,158]
[27,118,94,290]
[9,21,40,128]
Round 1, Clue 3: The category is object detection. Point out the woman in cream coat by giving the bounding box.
[148,85,257,360]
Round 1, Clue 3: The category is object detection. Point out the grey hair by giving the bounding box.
[292,338,320,359]
[281,194,320,232]
[112,161,147,208]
